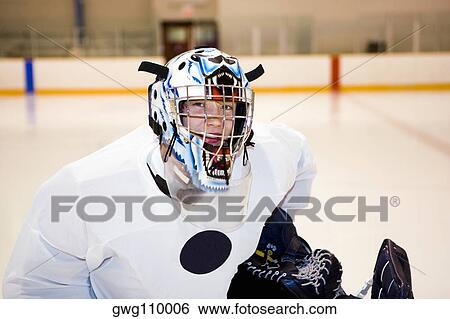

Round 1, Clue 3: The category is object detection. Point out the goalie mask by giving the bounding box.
[139,48,264,195]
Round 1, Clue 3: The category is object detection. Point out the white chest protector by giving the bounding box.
[3,123,316,298]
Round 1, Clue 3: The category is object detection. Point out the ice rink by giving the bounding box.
[1,91,449,298]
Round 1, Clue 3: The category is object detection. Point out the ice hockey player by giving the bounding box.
[3,47,317,298]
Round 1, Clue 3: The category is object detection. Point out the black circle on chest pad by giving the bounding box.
[180,230,232,274]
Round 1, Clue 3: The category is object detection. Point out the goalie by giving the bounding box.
[3,47,412,299]
[3,48,317,298]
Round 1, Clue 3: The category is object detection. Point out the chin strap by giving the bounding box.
[222,147,230,186]
[163,121,178,162]
[243,130,255,166]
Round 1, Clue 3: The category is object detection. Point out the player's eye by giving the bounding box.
[184,102,205,111]
[222,104,233,111]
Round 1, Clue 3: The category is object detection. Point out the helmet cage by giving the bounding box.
[166,84,254,169]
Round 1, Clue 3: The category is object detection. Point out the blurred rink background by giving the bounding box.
[0,0,449,298]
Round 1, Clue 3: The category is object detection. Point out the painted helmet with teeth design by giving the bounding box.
[139,47,264,192]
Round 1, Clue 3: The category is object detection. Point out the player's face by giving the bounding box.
[180,99,234,146]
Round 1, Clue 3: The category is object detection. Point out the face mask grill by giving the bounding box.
[166,84,254,157]
[165,84,254,182]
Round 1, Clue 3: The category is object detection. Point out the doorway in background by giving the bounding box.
[162,21,218,61]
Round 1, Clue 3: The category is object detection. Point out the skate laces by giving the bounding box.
[292,249,339,295]
[245,260,288,282]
